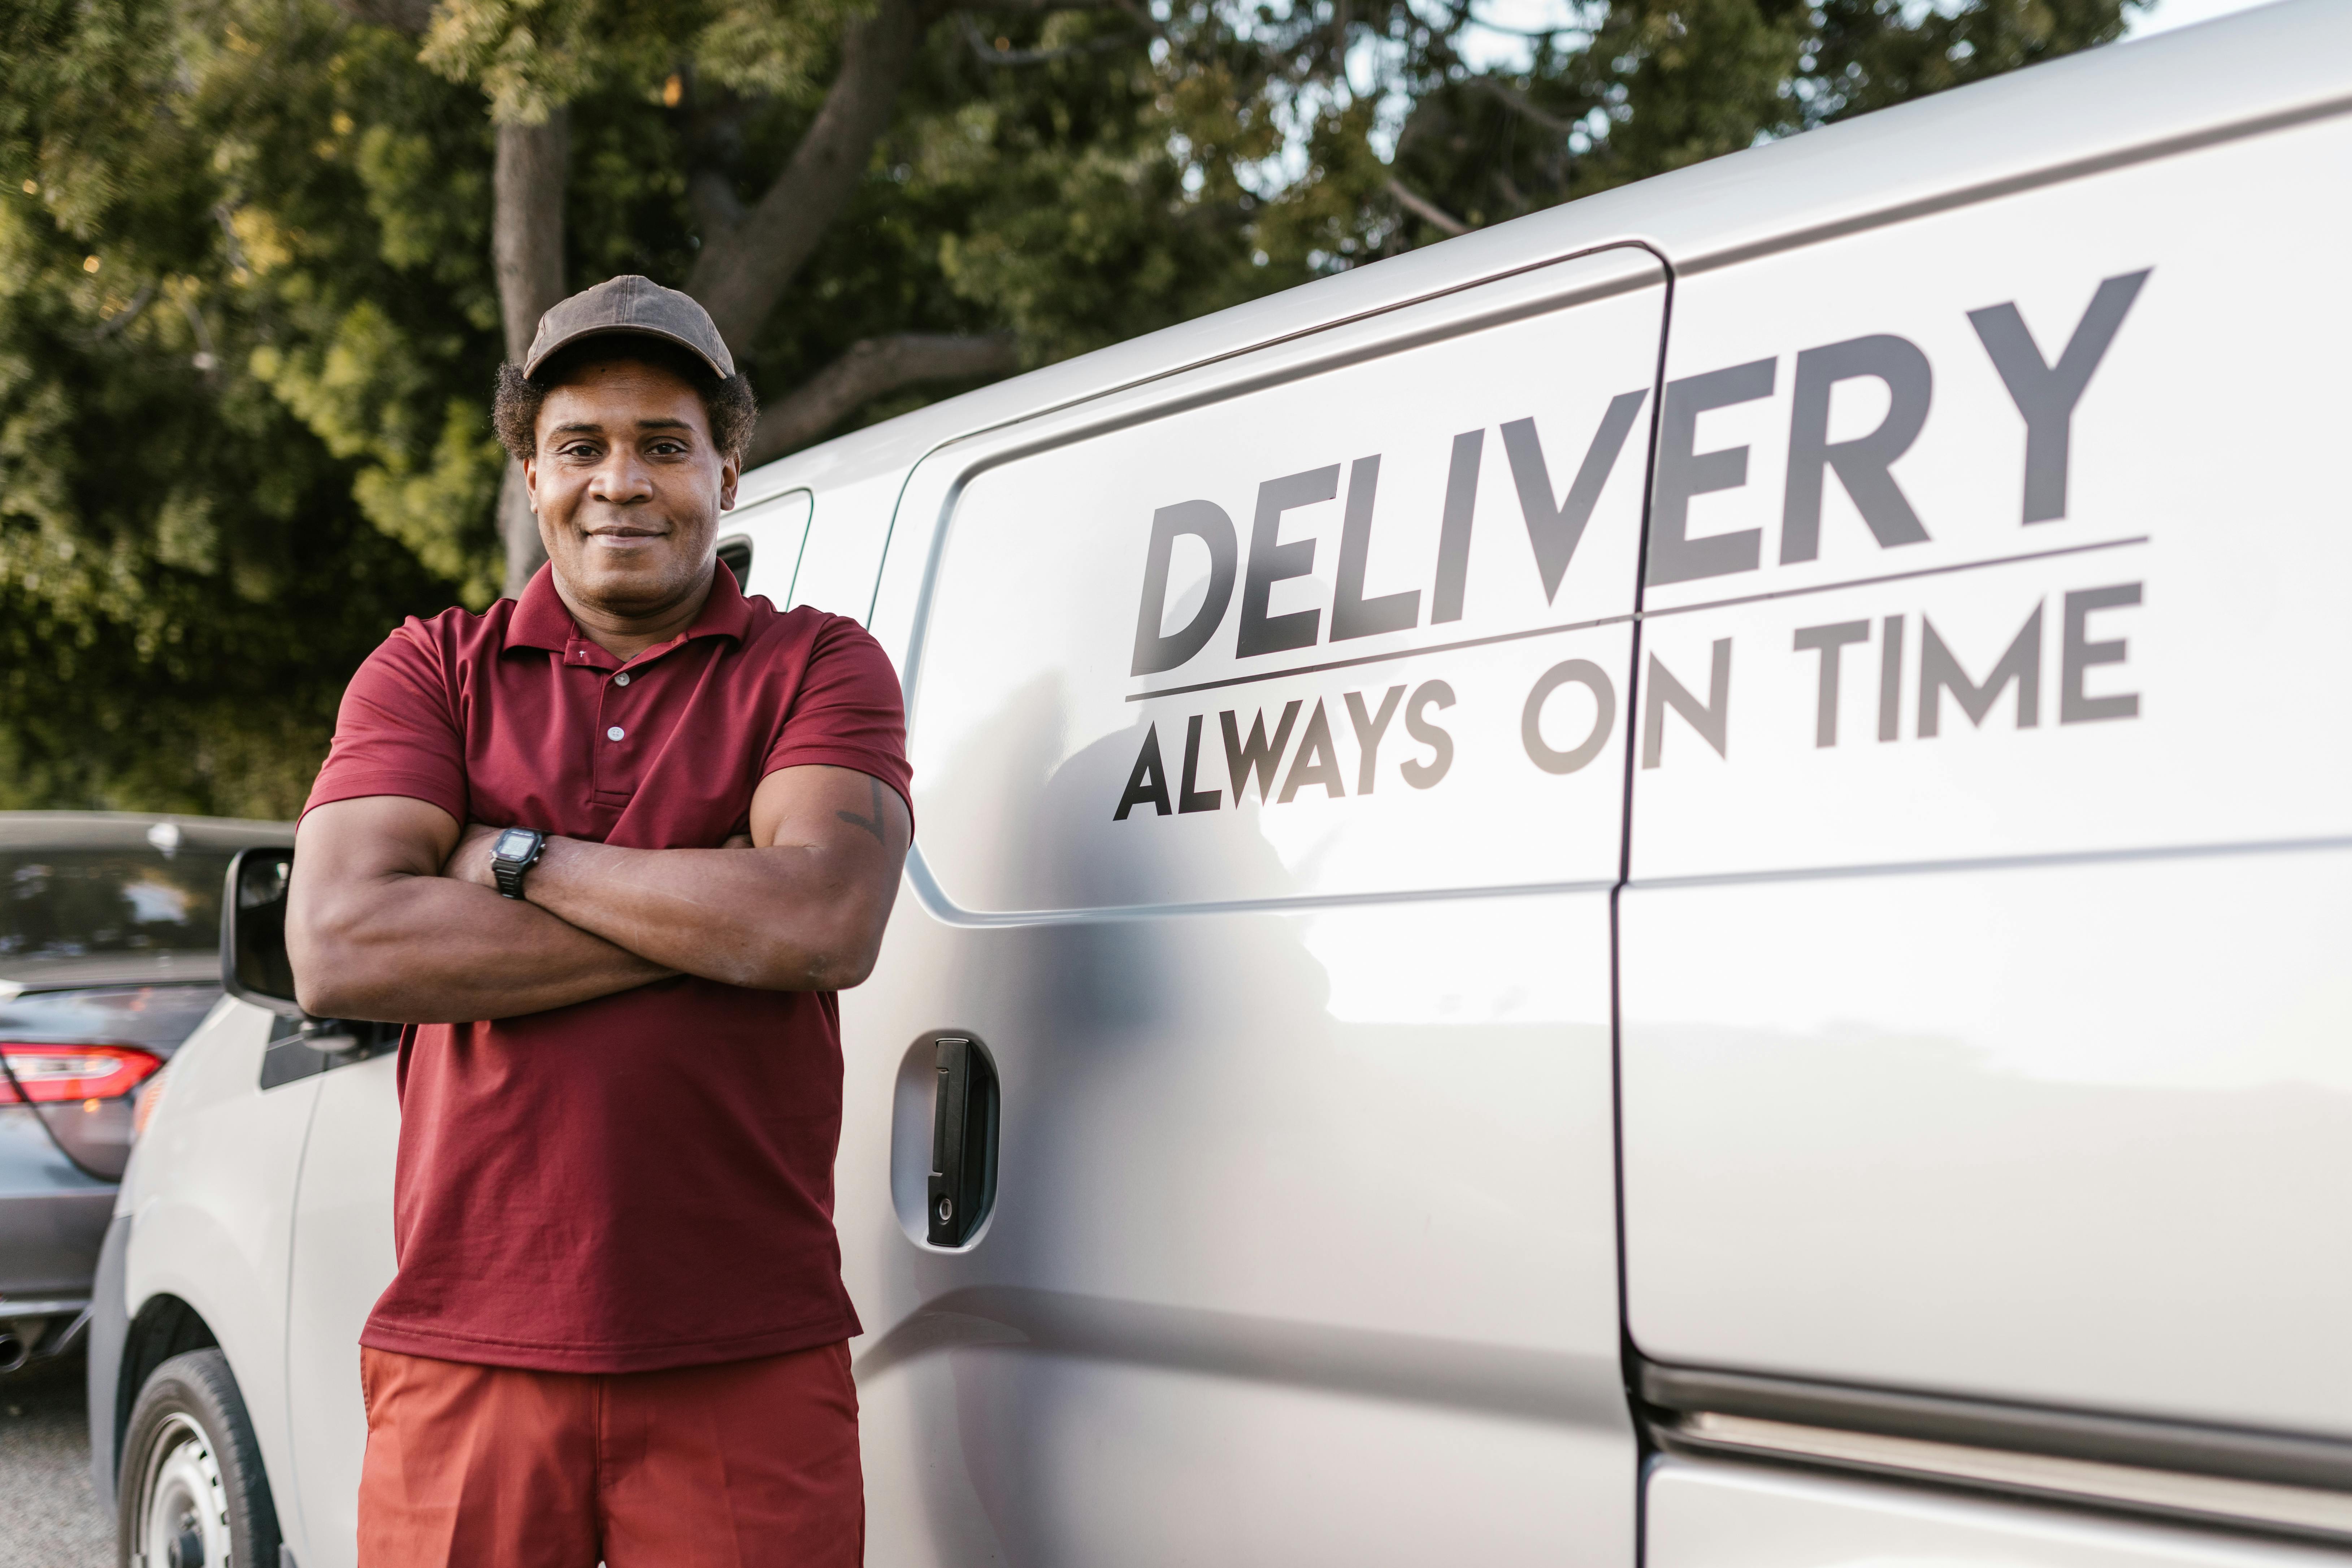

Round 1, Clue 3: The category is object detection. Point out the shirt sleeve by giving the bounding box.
[302,621,470,825]
[763,615,914,820]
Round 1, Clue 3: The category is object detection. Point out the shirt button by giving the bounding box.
[607,726,625,742]
[615,672,630,686]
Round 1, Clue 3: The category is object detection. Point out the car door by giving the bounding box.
[117,997,326,1526]
[843,243,1667,1565]
[280,1041,399,1568]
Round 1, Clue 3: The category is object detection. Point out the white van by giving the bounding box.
[91,5,2352,1564]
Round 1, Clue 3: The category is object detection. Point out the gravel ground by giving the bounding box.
[0,1353,112,1568]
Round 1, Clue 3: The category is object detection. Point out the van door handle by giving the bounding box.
[928,1034,997,1247]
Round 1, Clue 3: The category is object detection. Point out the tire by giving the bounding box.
[117,1348,282,1568]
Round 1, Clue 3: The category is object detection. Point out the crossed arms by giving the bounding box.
[287,765,912,1024]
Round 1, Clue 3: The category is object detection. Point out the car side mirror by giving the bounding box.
[221,847,304,1017]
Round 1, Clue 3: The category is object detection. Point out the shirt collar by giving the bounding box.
[503,560,758,668]
[681,557,757,643]
[503,564,578,655]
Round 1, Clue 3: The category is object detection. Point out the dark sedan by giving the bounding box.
[0,812,292,1371]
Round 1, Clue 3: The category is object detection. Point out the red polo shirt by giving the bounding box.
[303,564,911,1374]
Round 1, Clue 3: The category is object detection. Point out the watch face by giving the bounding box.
[495,829,538,861]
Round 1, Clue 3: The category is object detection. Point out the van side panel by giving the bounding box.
[1624,854,2352,1428]
[843,901,1633,1564]
[1622,112,2352,1430]
[848,246,1666,1564]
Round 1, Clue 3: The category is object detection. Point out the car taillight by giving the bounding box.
[132,1059,174,1140]
[0,1043,164,1104]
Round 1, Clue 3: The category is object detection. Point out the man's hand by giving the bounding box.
[290,797,675,1024]
[509,765,910,992]
[295,768,906,1020]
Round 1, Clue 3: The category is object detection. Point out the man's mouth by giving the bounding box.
[584,525,668,547]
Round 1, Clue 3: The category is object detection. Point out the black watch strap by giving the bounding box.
[490,828,545,900]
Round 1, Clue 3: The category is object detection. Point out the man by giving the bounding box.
[287,275,911,1568]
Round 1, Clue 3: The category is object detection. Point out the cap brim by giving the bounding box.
[523,324,730,382]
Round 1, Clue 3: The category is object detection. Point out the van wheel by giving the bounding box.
[119,1348,281,1568]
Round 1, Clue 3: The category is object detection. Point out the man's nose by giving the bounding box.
[588,450,655,505]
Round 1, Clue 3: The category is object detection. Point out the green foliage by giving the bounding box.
[895,17,1284,367]
[419,0,872,122]
[0,0,2138,814]
[877,0,2140,356]
[1316,0,2140,248]
[1811,0,2144,116]
[0,0,479,815]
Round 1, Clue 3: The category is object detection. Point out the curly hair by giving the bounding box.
[491,338,759,464]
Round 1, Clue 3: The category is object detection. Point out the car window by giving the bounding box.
[0,983,220,1048]
[0,850,236,959]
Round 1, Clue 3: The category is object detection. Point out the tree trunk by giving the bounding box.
[686,0,928,353]
[493,112,569,598]
[677,0,1030,464]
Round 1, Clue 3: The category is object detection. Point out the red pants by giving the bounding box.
[356,1342,863,1568]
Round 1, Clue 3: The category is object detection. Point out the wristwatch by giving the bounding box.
[490,827,546,900]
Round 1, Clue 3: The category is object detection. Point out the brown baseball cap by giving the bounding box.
[522,274,736,381]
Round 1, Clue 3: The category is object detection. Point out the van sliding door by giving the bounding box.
[846,245,1669,1565]
[1619,108,2352,1469]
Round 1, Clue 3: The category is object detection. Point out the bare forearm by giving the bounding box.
[291,872,673,1023]
[519,836,885,991]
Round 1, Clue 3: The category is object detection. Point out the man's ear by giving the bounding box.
[522,454,539,514]
[719,455,741,512]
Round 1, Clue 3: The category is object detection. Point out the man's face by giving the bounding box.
[525,355,740,618]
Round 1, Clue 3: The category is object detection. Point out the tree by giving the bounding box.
[394,0,1033,591]
[0,0,2139,812]
[0,0,478,815]
[391,0,2145,591]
